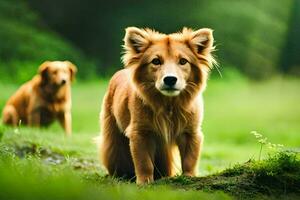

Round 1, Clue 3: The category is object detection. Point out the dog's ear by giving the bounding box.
[38,61,51,80]
[64,61,77,82]
[186,28,214,55]
[124,27,150,54]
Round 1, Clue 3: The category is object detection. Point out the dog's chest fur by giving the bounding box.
[152,105,191,143]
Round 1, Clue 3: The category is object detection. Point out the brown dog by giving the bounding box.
[2,61,77,136]
[100,27,216,184]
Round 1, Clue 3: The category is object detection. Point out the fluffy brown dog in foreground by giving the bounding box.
[2,61,77,136]
[100,27,216,184]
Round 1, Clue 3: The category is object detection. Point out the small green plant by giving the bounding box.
[251,131,284,161]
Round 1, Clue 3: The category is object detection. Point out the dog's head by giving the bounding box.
[123,27,216,99]
[38,61,77,87]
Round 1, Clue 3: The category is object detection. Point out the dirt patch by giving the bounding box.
[14,142,66,165]
[13,142,99,170]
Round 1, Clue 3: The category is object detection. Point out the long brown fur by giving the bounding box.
[100,27,215,184]
[2,61,77,136]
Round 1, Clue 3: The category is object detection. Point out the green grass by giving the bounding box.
[0,128,230,200]
[0,75,300,199]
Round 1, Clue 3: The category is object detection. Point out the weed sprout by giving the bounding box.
[251,131,284,161]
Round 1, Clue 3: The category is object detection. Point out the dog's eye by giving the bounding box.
[151,58,161,65]
[179,58,188,65]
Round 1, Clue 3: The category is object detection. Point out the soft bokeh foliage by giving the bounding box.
[0,0,299,81]
[28,0,299,78]
[0,0,97,83]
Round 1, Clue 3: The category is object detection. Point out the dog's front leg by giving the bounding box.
[177,131,203,177]
[129,132,156,185]
[58,111,72,136]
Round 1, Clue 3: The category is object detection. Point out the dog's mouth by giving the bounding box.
[155,81,184,97]
[159,87,181,97]
[48,81,67,90]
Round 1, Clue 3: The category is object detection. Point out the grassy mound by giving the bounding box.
[157,151,300,199]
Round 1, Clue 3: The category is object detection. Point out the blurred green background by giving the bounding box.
[0,0,299,83]
[0,0,300,199]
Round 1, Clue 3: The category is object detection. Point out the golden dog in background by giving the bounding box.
[100,27,216,184]
[2,61,77,136]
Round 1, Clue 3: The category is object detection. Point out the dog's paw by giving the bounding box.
[136,175,154,185]
[183,171,197,177]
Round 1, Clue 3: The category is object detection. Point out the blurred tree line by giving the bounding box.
[0,0,97,83]
[0,0,299,82]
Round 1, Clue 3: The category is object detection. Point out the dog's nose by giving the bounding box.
[61,79,66,85]
[163,76,177,87]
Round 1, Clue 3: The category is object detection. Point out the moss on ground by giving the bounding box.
[156,151,300,199]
